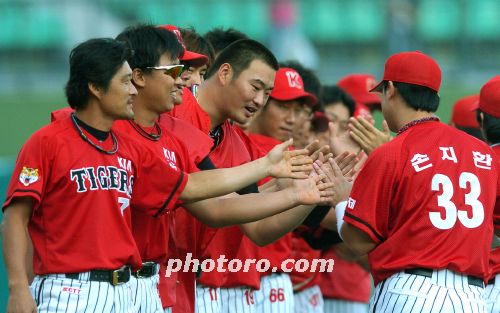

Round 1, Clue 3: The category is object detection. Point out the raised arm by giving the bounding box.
[180,139,312,202]
[2,197,37,313]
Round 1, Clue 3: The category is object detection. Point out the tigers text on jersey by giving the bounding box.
[3,117,188,274]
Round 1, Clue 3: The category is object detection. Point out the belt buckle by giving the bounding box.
[111,266,128,286]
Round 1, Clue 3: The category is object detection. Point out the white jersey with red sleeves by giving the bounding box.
[3,116,188,275]
[343,121,498,285]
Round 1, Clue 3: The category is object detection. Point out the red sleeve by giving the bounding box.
[130,144,189,218]
[494,146,500,230]
[3,132,51,211]
[343,145,399,244]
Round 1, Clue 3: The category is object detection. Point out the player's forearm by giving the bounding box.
[181,157,270,202]
[243,204,315,246]
[2,202,33,291]
[186,189,300,228]
[341,223,377,256]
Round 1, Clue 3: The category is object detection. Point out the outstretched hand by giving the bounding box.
[313,159,352,206]
[328,122,362,157]
[267,139,312,179]
[292,170,335,205]
[348,117,392,155]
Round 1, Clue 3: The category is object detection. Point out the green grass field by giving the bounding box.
[0,84,479,308]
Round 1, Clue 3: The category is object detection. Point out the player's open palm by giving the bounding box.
[348,117,392,155]
[313,159,352,206]
[267,138,312,179]
[7,288,37,313]
[292,171,334,205]
[328,122,362,157]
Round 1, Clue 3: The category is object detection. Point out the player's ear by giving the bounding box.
[385,81,396,99]
[132,68,146,88]
[88,82,102,100]
[218,63,233,86]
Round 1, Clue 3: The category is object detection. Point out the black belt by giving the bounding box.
[488,277,496,285]
[132,262,158,278]
[404,268,483,288]
[65,265,131,286]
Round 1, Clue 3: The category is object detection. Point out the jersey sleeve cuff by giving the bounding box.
[343,211,384,244]
[154,171,189,218]
[2,190,41,212]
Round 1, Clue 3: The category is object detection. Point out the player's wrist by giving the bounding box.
[335,200,348,239]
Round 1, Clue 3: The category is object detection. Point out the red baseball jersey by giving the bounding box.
[289,232,321,292]
[3,116,188,274]
[343,121,498,285]
[247,133,293,277]
[319,247,370,303]
[489,144,500,280]
[169,88,211,135]
[198,121,258,288]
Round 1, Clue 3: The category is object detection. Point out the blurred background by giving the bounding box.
[0,0,499,306]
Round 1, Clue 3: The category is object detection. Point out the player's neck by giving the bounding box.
[74,106,113,132]
[394,102,436,132]
[197,81,227,131]
[131,102,158,127]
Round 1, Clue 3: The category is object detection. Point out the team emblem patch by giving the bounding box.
[19,167,39,186]
[347,197,356,209]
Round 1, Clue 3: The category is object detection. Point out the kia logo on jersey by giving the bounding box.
[347,197,356,209]
[163,148,178,170]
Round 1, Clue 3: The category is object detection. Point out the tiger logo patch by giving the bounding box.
[19,167,39,186]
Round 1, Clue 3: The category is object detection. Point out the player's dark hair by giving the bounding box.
[115,24,183,73]
[65,38,133,110]
[477,110,500,143]
[321,85,356,117]
[204,27,249,55]
[205,39,278,80]
[455,125,485,142]
[279,60,323,111]
[180,27,215,66]
[382,81,440,112]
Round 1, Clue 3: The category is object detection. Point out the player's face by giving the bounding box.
[324,102,350,135]
[181,63,208,88]
[254,99,305,141]
[224,60,275,124]
[145,53,180,113]
[100,61,137,120]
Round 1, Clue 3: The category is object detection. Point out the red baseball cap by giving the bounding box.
[270,68,318,107]
[371,51,441,93]
[450,95,480,128]
[478,76,500,118]
[338,74,380,105]
[158,25,208,66]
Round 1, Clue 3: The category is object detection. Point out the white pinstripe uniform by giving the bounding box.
[294,285,324,313]
[369,269,486,313]
[254,273,294,313]
[323,298,368,313]
[220,286,256,313]
[195,284,222,313]
[30,273,137,313]
[130,264,163,313]
[485,274,500,313]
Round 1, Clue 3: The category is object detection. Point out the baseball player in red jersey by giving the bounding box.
[475,76,500,313]
[328,51,499,312]
[169,39,333,313]
[247,67,319,313]
[450,95,484,141]
[113,25,331,313]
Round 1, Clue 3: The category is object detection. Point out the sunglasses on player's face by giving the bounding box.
[146,64,185,79]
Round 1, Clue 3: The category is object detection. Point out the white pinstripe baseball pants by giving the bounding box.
[369,269,486,313]
[323,298,368,313]
[485,274,500,313]
[294,285,324,313]
[30,273,137,313]
[254,273,294,313]
[130,272,163,313]
[195,284,222,313]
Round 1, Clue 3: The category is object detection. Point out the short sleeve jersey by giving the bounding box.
[344,121,498,285]
[3,117,188,274]
[489,144,500,279]
[168,88,211,135]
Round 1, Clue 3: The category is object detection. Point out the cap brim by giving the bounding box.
[270,90,318,107]
[181,50,209,66]
[369,81,384,93]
